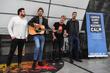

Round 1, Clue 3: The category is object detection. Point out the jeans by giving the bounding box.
[68,35,81,60]
[33,35,45,61]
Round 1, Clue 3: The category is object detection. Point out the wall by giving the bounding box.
[0,0,90,34]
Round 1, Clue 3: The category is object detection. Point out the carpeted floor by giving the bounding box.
[0,60,64,73]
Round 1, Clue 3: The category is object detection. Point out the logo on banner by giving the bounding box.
[90,15,102,32]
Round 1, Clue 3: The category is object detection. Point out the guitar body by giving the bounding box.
[28,24,45,35]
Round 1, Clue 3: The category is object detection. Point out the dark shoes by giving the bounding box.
[69,58,82,64]
[69,59,74,64]
[74,59,82,62]
[38,61,44,66]
[32,62,36,70]
[32,61,44,70]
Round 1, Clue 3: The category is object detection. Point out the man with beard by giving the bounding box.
[28,7,49,70]
[66,12,82,63]
[6,8,28,72]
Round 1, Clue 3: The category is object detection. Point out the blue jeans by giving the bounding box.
[68,35,81,60]
[33,35,45,61]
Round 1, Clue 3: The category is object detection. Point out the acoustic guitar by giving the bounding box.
[28,24,45,35]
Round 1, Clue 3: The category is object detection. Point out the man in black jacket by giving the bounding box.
[28,7,49,70]
[66,12,82,63]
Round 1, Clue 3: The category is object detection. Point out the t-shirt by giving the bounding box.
[39,18,43,24]
[53,22,66,38]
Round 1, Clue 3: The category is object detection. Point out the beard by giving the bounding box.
[38,13,43,17]
[21,14,26,17]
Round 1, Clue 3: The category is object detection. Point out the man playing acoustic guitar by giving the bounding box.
[28,7,49,70]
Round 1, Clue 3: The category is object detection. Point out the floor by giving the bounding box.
[0,37,110,73]
[58,57,110,73]
[1,56,110,73]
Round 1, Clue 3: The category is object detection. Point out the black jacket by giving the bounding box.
[66,19,79,37]
[28,16,52,41]
[28,16,49,29]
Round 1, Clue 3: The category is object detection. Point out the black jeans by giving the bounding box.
[6,38,26,66]
[53,37,64,60]
[68,36,81,60]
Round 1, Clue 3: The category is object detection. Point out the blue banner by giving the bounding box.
[86,12,108,57]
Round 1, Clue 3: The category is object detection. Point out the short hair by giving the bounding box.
[17,8,25,15]
[61,15,66,20]
[72,12,77,15]
[37,7,44,13]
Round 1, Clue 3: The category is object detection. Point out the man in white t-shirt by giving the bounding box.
[6,8,28,73]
